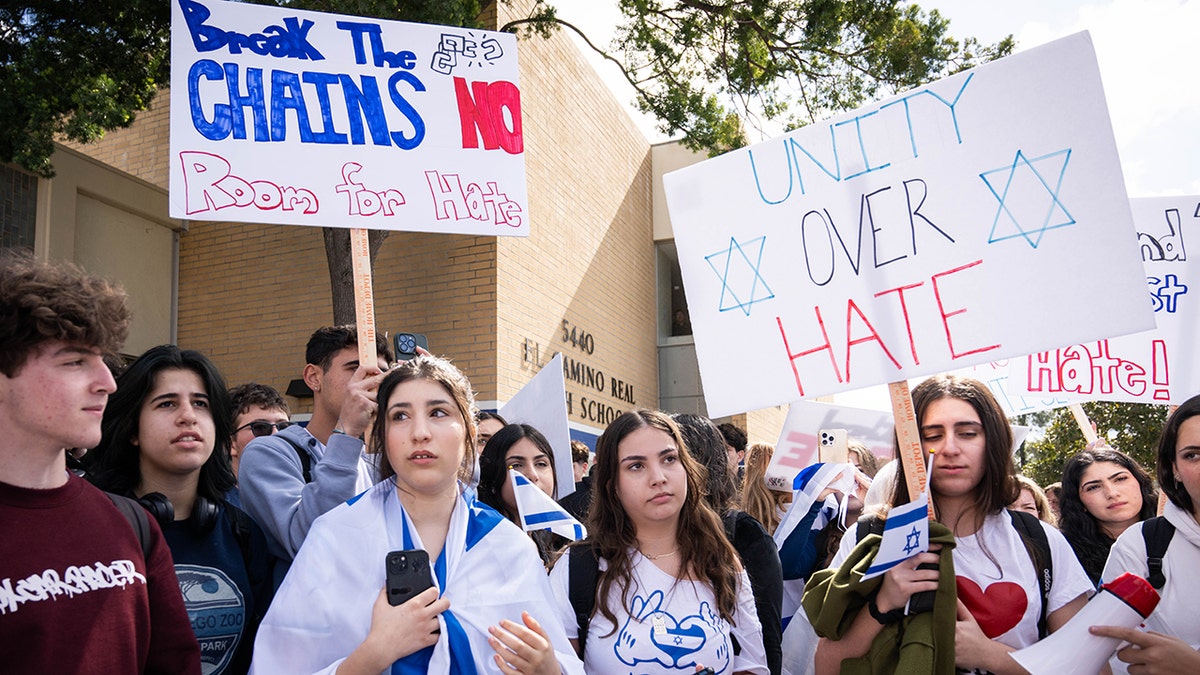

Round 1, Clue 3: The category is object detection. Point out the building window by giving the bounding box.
[657,241,692,341]
[0,165,37,251]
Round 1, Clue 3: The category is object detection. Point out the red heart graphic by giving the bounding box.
[956,578,1027,638]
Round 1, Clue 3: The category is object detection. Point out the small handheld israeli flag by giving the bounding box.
[510,469,587,541]
[861,491,929,580]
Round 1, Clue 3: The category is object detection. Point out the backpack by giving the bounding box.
[105,491,153,560]
[1141,516,1176,590]
[277,433,314,483]
[567,517,749,660]
[856,508,1053,638]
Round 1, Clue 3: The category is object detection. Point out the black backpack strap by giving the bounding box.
[1008,509,1052,639]
[1142,516,1176,590]
[277,433,313,483]
[105,491,153,560]
[568,542,600,658]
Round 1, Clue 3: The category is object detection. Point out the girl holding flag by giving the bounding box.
[477,423,570,565]
[547,409,768,674]
[810,375,1093,674]
[250,355,582,675]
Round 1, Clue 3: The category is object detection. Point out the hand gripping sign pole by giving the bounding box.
[888,381,937,521]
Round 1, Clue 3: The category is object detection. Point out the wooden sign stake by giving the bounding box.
[888,380,936,520]
[350,228,378,368]
[1069,403,1099,445]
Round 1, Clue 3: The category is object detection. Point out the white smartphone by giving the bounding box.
[818,429,849,464]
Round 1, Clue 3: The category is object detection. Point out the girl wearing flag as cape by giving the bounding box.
[547,409,769,674]
[250,355,582,675]
[809,375,1093,675]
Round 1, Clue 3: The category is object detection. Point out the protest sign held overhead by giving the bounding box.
[169,0,527,235]
[1012,196,1200,405]
[663,32,1152,417]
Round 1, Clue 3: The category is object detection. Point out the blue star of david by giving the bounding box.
[903,525,922,555]
[705,236,775,317]
[980,148,1075,249]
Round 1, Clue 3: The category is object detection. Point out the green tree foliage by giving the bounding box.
[509,0,1014,155]
[0,1,170,176]
[1019,402,1169,488]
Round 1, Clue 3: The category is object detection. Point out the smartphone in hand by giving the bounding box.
[385,549,434,607]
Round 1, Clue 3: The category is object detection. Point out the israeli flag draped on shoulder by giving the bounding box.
[774,462,857,634]
[510,469,586,541]
[861,491,930,580]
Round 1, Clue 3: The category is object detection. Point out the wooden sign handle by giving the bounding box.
[350,228,378,368]
[888,380,936,520]
[1160,404,1179,516]
[1069,403,1099,445]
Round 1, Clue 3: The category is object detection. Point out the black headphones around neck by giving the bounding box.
[136,492,220,533]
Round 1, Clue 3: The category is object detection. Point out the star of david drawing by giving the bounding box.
[903,525,922,555]
[705,236,775,317]
[979,148,1075,249]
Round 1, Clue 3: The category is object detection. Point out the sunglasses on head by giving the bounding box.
[236,420,292,437]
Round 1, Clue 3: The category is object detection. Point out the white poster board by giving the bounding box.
[663,32,1152,417]
[1010,196,1200,405]
[169,0,527,235]
[766,401,895,490]
[500,354,576,499]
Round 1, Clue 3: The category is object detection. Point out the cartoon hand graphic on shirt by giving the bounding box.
[614,590,729,671]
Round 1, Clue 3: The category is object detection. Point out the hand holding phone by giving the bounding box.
[386,549,434,607]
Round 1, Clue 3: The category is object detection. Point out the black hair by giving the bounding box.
[1158,394,1200,514]
[305,325,393,370]
[477,423,558,520]
[228,382,290,419]
[1059,446,1157,583]
[717,422,747,453]
[86,345,235,501]
[674,413,735,513]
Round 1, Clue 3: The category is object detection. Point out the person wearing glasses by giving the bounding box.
[228,383,292,480]
[239,326,392,582]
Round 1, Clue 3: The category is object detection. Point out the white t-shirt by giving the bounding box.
[1101,500,1200,675]
[832,510,1092,652]
[549,548,769,675]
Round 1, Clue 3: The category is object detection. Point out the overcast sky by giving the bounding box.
[550,0,1199,197]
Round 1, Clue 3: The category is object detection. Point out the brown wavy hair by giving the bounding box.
[369,355,477,484]
[741,443,792,534]
[568,410,743,634]
[0,252,130,376]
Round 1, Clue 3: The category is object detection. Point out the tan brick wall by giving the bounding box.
[494,1,655,429]
[60,90,172,190]
[66,3,655,423]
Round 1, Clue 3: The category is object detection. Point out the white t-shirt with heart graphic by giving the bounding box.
[833,509,1093,672]
[549,548,769,675]
[952,511,1092,650]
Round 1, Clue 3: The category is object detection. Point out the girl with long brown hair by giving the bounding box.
[548,410,768,674]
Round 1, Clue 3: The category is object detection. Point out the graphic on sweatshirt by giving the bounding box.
[176,564,246,675]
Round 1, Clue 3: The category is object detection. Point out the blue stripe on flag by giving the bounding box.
[883,502,928,530]
[524,510,570,525]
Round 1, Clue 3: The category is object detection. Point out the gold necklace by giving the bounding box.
[641,549,678,561]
